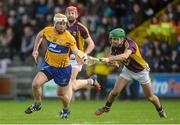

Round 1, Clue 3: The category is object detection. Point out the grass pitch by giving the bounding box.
[0,99,179,124]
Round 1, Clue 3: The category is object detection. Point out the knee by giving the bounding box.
[57,92,64,98]
[70,80,77,91]
[32,79,41,89]
[147,95,157,102]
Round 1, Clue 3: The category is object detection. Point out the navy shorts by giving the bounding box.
[41,62,72,87]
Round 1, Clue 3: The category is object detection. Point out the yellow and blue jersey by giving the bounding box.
[43,26,76,68]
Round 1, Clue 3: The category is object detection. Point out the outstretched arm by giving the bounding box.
[32,30,44,63]
[101,49,132,63]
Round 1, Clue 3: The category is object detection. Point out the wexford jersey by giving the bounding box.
[111,38,149,73]
[67,21,90,51]
[43,26,76,67]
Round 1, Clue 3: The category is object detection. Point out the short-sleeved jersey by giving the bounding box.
[67,21,90,51]
[43,26,76,67]
[111,38,149,73]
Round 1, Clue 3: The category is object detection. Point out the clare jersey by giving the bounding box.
[67,21,90,51]
[111,38,149,72]
[43,26,76,67]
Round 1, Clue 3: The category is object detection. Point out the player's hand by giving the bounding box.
[107,61,120,67]
[32,50,39,63]
[100,57,110,63]
[75,53,86,65]
[75,55,85,65]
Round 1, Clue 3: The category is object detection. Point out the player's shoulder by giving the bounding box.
[77,22,88,31]
[125,38,136,47]
[65,30,75,40]
[43,26,54,32]
[77,22,87,28]
[65,30,73,36]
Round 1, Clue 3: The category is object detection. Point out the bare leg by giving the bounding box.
[141,83,162,109]
[141,83,167,118]
[25,71,48,114]
[95,77,129,115]
[57,84,73,109]
[106,77,129,105]
[70,68,93,91]
[32,72,48,103]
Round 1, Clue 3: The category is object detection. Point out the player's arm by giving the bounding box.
[101,49,132,63]
[79,23,94,54]
[32,30,44,63]
[84,36,95,54]
[71,46,85,65]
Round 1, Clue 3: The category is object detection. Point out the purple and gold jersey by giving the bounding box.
[43,26,76,68]
[67,21,90,51]
[111,38,149,73]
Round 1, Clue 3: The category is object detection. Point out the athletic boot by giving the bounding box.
[95,106,110,116]
[25,103,42,114]
[157,108,167,118]
[91,75,101,91]
[59,108,71,119]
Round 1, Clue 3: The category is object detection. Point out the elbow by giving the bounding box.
[91,42,95,49]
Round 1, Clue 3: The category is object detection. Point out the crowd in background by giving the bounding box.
[0,0,179,74]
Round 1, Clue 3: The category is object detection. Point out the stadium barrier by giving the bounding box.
[138,73,180,97]
[1,73,179,99]
[0,75,15,98]
[106,73,180,98]
[42,73,180,98]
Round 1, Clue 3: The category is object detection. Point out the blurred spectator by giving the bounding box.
[0,7,8,31]
[94,27,109,53]
[0,28,11,74]
[169,49,180,72]
[176,35,180,52]
[20,25,35,62]
[0,0,178,74]
[173,4,180,25]
[132,3,143,26]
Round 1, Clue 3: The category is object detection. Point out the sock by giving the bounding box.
[105,101,112,108]
[156,106,163,112]
[63,108,69,113]
[34,102,41,107]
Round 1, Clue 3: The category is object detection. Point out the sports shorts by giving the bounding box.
[120,66,151,84]
[41,62,72,87]
[70,59,82,71]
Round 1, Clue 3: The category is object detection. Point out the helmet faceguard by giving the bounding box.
[53,13,67,26]
[53,13,67,34]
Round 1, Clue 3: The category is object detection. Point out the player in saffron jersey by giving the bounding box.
[65,6,101,92]
[95,28,167,118]
[24,13,85,119]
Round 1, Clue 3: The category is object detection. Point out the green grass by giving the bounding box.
[0,99,179,124]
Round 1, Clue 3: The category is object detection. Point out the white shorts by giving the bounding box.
[70,59,83,71]
[120,66,151,84]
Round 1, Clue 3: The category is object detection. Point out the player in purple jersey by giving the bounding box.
[65,6,101,95]
[95,28,167,118]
